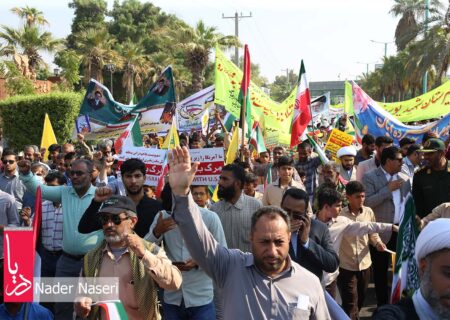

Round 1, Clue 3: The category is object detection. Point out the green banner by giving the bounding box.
[214,47,295,147]
[380,80,450,122]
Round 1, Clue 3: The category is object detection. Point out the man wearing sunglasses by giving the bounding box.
[78,158,163,238]
[75,195,181,319]
[18,158,104,319]
[362,146,411,307]
[0,150,27,212]
[280,188,339,281]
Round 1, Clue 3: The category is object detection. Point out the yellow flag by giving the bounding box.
[225,125,239,165]
[161,121,180,150]
[40,113,57,161]
[212,125,239,202]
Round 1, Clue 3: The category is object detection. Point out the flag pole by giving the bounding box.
[240,91,246,161]
[308,99,315,138]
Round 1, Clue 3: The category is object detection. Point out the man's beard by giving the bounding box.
[217,185,236,201]
[104,228,123,244]
[342,164,353,171]
[421,262,450,319]
[126,186,143,196]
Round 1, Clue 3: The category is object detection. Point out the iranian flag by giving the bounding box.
[391,193,420,303]
[114,117,143,154]
[290,60,312,148]
[238,44,252,138]
[96,301,129,320]
[249,121,266,154]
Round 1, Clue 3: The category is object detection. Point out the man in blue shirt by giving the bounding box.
[18,158,103,319]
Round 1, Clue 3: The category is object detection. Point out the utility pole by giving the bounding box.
[222,12,252,66]
[281,68,290,90]
[423,0,430,93]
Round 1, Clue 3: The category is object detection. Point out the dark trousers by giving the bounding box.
[54,254,83,320]
[163,300,216,320]
[38,246,62,314]
[337,267,371,320]
[325,279,337,300]
[370,232,397,306]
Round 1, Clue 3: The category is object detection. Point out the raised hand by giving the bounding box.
[94,187,113,203]
[153,212,177,238]
[124,233,146,258]
[168,146,199,196]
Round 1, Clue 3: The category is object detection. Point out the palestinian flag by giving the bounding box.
[114,117,143,154]
[264,163,273,191]
[290,60,312,148]
[249,121,266,154]
[391,193,420,303]
[223,113,237,132]
[96,301,129,320]
[238,44,252,138]
[306,134,329,165]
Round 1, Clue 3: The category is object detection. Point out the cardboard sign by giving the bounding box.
[117,147,224,186]
[324,129,354,160]
[189,148,224,185]
[117,147,167,186]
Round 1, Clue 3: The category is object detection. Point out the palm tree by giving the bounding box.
[74,27,118,84]
[11,6,49,27]
[390,0,450,87]
[390,0,442,50]
[0,25,61,77]
[172,20,238,92]
[116,40,153,101]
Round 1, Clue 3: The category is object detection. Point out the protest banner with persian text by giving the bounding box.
[380,80,450,122]
[352,82,450,144]
[214,47,295,148]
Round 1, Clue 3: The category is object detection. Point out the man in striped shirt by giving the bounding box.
[39,171,67,278]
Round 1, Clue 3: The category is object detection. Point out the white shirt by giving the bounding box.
[321,215,392,285]
[381,167,401,223]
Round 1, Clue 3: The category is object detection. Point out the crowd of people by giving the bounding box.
[0,117,449,320]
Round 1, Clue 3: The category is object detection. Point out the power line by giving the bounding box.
[222,12,252,66]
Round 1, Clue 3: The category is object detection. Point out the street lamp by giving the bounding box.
[53,68,60,77]
[105,63,116,95]
[370,40,393,58]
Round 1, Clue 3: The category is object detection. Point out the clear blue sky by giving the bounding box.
[1,0,403,82]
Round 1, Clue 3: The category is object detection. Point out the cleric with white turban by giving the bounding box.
[415,218,450,262]
[336,146,357,183]
[373,218,450,320]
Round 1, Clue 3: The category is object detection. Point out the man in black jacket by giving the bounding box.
[78,158,162,237]
[280,188,339,280]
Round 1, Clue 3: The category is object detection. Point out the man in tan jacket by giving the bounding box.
[75,195,181,320]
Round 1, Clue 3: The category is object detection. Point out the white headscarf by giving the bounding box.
[415,218,450,262]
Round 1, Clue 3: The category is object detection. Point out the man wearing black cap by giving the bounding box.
[413,138,450,218]
[75,195,181,320]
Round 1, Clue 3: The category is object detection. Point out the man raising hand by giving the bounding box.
[168,146,330,320]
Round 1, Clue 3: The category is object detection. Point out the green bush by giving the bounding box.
[0,92,84,151]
